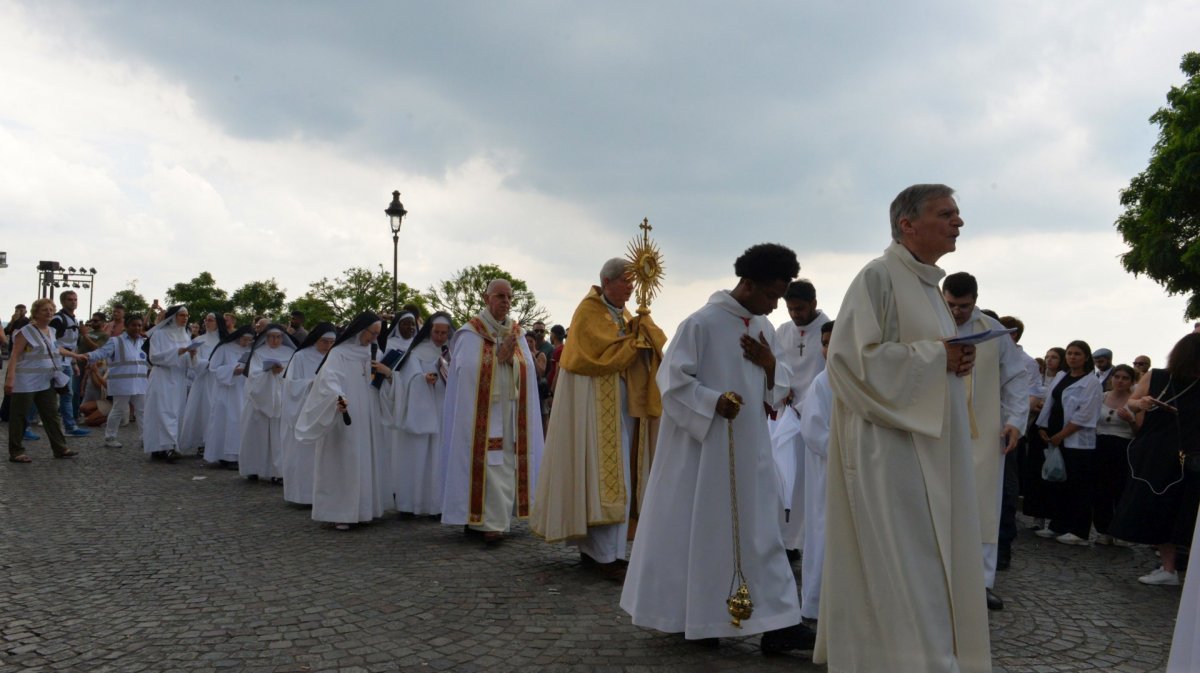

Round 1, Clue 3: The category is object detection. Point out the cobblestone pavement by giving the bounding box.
[0,424,1186,672]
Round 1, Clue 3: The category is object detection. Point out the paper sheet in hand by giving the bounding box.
[946,327,1016,346]
[186,339,206,351]
[261,359,284,371]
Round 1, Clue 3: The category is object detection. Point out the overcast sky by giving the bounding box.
[1,1,1197,365]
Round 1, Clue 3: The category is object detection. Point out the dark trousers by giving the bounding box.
[1049,447,1096,539]
[999,448,1020,555]
[8,388,68,458]
[1022,426,1055,519]
[1092,434,1131,535]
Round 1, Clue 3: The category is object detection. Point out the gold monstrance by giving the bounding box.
[625,218,665,321]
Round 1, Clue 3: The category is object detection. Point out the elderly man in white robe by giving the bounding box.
[143,305,194,462]
[280,323,337,506]
[816,184,990,673]
[440,279,544,544]
[771,279,830,561]
[238,324,298,482]
[297,313,394,530]
[381,312,454,515]
[621,243,816,656]
[943,272,1029,613]
[530,258,667,581]
[798,319,834,625]
[203,327,254,467]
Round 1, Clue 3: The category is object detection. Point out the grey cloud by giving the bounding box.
[45,0,1188,276]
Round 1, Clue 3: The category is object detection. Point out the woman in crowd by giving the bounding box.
[1112,333,1200,586]
[1024,346,1069,527]
[279,323,337,506]
[203,326,254,468]
[179,313,228,454]
[238,324,297,482]
[1035,340,1103,545]
[1092,364,1138,545]
[4,298,77,462]
[142,305,193,462]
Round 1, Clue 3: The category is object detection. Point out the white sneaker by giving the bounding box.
[1034,527,1057,538]
[1095,534,1114,545]
[103,438,123,448]
[1056,532,1090,546]
[1139,567,1180,585]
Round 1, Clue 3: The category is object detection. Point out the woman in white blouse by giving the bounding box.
[1092,364,1138,545]
[1035,340,1103,546]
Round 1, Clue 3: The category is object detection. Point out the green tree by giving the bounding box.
[100,281,150,320]
[1117,52,1200,318]
[164,271,231,320]
[427,263,550,327]
[230,279,287,325]
[295,265,427,325]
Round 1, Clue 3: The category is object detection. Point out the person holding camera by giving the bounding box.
[4,298,79,462]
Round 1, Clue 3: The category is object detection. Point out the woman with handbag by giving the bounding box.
[1023,347,1067,527]
[1034,340,1103,545]
[1112,333,1200,586]
[3,298,79,462]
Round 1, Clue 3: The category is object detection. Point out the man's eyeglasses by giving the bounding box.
[1134,361,1150,367]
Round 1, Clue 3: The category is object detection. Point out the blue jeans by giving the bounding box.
[57,364,80,430]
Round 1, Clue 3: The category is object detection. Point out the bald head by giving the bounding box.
[484,279,514,321]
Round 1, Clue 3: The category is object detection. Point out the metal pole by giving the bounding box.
[392,233,400,316]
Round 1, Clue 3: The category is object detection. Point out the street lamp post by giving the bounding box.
[384,190,408,317]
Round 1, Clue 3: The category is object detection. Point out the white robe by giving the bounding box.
[238,345,294,480]
[1168,510,1200,672]
[380,342,447,515]
[280,348,324,505]
[142,327,193,453]
[440,318,544,530]
[798,369,831,621]
[958,308,1028,589]
[179,332,221,451]
[203,344,249,464]
[620,290,800,639]
[815,242,990,673]
[297,340,389,524]
[773,310,830,551]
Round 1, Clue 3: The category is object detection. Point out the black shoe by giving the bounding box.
[985,588,1004,611]
[164,449,182,463]
[150,451,166,461]
[692,637,719,649]
[786,548,801,563]
[761,623,816,656]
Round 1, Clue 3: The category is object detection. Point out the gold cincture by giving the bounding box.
[721,391,754,627]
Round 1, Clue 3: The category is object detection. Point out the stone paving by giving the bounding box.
[0,423,1186,672]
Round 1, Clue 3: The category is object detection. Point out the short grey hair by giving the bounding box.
[484,278,512,295]
[599,257,629,284]
[889,184,955,242]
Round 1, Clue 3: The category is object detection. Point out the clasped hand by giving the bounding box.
[944,342,975,377]
[497,334,517,362]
